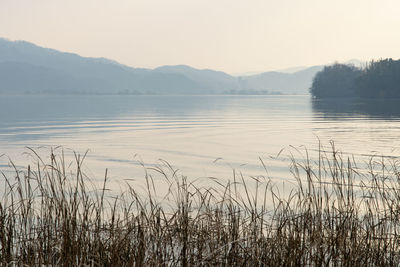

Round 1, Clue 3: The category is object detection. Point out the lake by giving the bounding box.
[1,95,400,187]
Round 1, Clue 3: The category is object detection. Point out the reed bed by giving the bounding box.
[1,145,400,266]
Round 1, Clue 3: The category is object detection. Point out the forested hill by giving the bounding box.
[310,59,400,98]
[0,38,324,95]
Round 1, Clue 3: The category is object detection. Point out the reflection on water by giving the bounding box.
[1,95,400,185]
[311,97,400,166]
[312,98,400,119]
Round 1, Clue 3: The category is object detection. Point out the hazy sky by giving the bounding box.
[1,0,399,73]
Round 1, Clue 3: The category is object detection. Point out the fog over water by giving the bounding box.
[1,95,400,187]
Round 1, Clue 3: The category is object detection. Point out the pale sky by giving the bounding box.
[0,0,399,73]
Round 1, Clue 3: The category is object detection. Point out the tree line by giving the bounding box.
[310,58,400,98]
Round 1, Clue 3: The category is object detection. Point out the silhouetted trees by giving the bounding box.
[310,64,361,97]
[310,59,400,98]
[355,59,400,98]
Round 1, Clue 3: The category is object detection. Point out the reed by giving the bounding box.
[1,145,400,266]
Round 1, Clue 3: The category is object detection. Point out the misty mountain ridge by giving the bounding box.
[0,37,360,95]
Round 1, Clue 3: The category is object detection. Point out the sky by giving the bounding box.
[1,0,400,74]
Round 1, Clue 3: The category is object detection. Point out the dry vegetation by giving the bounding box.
[1,145,400,266]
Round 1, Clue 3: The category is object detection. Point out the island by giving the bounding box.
[310,58,400,98]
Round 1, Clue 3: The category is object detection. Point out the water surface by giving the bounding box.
[1,95,399,185]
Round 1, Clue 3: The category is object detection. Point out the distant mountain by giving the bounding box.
[0,37,360,95]
[276,66,309,73]
[0,38,205,94]
[237,65,324,95]
[0,61,111,94]
[0,38,246,94]
[153,65,240,93]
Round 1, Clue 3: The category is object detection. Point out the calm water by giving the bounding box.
[1,95,400,185]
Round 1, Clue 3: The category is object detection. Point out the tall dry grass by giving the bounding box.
[1,145,400,266]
